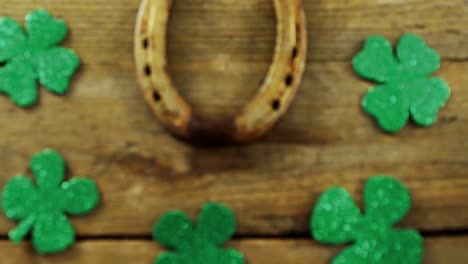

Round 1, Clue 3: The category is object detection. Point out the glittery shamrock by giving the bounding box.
[153,202,245,264]
[1,149,100,254]
[311,176,423,264]
[0,9,80,107]
[353,34,450,133]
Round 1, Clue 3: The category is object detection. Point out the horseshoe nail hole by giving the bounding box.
[144,65,152,76]
[153,91,161,102]
[272,100,281,111]
[292,47,298,59]
[142,38,149,49]
[285,74,293,86]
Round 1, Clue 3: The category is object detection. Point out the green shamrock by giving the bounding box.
[153,202,245,264]
[311,176,423,264]
[1,149,100,254]
[0,9,80,107]
[353,34,450,133]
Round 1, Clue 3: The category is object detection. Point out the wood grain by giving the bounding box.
[0,0,466,239]
[1,237,468,264]
[0,0,467,64]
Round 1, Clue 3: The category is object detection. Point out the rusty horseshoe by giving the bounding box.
[135,0,307,143]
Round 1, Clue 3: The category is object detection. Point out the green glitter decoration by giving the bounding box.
[311,176,423,264]
[0,9,80,107]
[353,34,450,133]
[153,202,245,264]
[1,149,100,254]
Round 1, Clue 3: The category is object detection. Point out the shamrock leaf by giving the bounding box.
[1,149,100,254]
[396,34,440,77]
[153,202,245,264]
[25,9,68,48]
[0,9,80,107]
[362,83,409,133]
[352,36,400,83]
[0,18,27,61]
[311,187,361,244]
[408,78,451,127]
[311,176,423,264]
[353,34,450,133]
[0,59,37,107]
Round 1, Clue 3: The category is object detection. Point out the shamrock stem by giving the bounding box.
[9,216,35,244]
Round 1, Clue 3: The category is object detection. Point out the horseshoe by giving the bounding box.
[134,0,307,143]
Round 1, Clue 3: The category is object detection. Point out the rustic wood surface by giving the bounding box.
[0,0,467,262]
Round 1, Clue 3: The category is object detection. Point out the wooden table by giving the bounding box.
[0,0,467,263]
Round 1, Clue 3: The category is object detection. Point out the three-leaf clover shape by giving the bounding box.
[153,202,245,264]
[1,149,100,254]
[311,176,423,264]
[353,34,450,133]
[0,9,80,107]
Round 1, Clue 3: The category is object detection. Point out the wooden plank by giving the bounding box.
[1,237,467,264]
[0,61,466,235]
[0,61,465,143]
[0,0,466,63]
